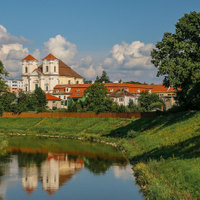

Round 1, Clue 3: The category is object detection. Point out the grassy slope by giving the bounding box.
[0,112,200,199]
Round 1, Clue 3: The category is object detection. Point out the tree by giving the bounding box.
[0,92,16,112]
[34,87,47,111]
[84,83,113,113]
[138,91,164,111]
[151,11,200,109]
[95,71,111,83]
[0,61,8,93]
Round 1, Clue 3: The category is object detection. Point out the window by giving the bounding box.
[35,84,38,90]
[54,66,56,72]
[25,67,28,73]
[68,80,71,84]
[25,86,28,92]
[46,66,48,72]
[46,85,48,91]
[76,81,79,84]
[119,97,124,102]
[110,88,113,92]
[76,89,80,92]
[64,96,66,99]
[56,89,59,93]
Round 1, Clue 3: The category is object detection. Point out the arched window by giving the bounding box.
[54,66,56,72]
[46,85,48,91]
[68,80,71,84]
[25,67,28,73]
[46,66,48,72]
[76,81,79,84]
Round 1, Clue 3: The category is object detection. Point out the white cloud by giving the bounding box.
[44,34,77,65]
[104,41,154,70]
[0,25,30,77]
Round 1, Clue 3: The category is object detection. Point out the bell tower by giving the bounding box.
[22,54,38,75]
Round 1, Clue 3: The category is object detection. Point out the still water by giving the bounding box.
[0,136,143,200]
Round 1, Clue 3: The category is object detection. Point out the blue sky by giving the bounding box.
[0,0,200,83]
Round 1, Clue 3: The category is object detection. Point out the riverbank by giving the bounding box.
[0,111,200,199]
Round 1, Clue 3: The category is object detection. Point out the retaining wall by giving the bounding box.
[1,112,158,119]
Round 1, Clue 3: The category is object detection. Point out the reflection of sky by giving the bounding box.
[1,154,143,200]
[112,164,134,180]
[0,156,19,199]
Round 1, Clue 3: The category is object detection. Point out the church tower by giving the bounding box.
[22,55,38,75]
[42,53,59,75]
[22,54,38,92]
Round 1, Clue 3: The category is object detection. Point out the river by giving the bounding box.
[0,136,143,200]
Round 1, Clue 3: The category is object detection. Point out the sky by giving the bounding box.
[0,0,200,83]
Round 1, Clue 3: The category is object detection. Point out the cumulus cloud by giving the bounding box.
[44,34,77,65]
[0,25,29,77]
[104,41,154,70]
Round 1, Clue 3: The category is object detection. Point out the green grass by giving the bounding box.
[0,112,200,199]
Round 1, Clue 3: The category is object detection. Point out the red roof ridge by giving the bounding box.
[42,53,57,60]
[46,93,61,101]
[22,54,38,61]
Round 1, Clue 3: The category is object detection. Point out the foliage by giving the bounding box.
[95,70,111,83]
[138,91,164,111]
[0,61,8,93]
[34,87,47,111]
[125,81,148,85]
[84,83,114,113]
[0,92,16,112]
[151,11,200,109]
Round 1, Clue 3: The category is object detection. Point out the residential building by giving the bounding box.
[52,83,178,110]
[22,54,84,93]
[46,93,63,109]
[6,79,23,94]
[109,88,138,106]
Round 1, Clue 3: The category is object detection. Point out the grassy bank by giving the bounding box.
[0,111,200,199]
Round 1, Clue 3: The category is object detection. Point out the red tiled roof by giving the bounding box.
[37,60,83,79]
[151,85,177,92]
[42,53,57,60]
[22,54,38,61]
[46,93,61,101]
[109,88,135,97]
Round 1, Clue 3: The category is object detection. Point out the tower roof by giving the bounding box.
[42,53,57,60]
[22,54,38,61]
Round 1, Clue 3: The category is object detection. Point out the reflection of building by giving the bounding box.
[22,164,38,194]
[41,153,84,195]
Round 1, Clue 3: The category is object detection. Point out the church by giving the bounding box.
[22,53,84,93]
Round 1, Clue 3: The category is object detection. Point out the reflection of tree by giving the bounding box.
[84,157,114,175]
[0,154,11,177]
[16,152,47,167]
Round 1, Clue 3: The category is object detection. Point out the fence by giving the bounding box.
[1,112,158,119]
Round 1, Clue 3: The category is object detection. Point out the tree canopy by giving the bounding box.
[151,11,200,109]
[0,61,8,93]
[95,71,111,83]
[84,83,113,113]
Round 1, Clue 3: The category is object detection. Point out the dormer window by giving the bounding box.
[110,88,113,92]
[65,87,70,92]
[56,89,59,93]
[46,66,48,72]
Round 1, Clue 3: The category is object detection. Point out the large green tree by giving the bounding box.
[84,83,113,113]
[151,11,200,109]
[0,61,8,93]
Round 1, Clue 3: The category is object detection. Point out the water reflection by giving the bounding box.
[0,137,143,200]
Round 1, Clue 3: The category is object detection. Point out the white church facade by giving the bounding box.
[22,53,84,93]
